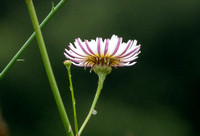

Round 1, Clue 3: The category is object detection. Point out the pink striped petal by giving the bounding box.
[104,39,109,55]
[120,45,141,58]
[97,37,102,56]
[69,45,87,57]
[64,53,84,63]
[65,49,83,59]
[76,38,91,55]
[118,40,133,57]
[110,37,122,56]
[85,40,95,55]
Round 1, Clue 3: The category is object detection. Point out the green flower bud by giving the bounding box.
[63,60,72,69]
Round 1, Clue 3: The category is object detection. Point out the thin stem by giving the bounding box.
[26,0,74,136]
[67,66,79,135]
[0,0,67,80]
[78,73,107,136]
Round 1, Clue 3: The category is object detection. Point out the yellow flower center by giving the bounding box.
[85,55,120,67]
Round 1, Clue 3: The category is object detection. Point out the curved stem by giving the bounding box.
[26,0,73,135]
[78,73,106,136]
[67,66,79,135]
[0,0,67,80]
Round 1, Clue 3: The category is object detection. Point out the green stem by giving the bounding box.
[78,73,107,136]
[67,66,79,135]
[26,0,73,136]
[0,0,67,80]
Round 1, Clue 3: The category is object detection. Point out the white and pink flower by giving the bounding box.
[64,35,141,68]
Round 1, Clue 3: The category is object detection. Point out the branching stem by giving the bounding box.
[26,0,73,135]
[0,0,67,80]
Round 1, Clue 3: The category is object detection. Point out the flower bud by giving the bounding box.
[63,60,72,69]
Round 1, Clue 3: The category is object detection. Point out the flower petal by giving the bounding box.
[97,37,102,56]
[104,39,109,55]
[85,40,95,55]
[110,37,122,56]
[76,38,91,56]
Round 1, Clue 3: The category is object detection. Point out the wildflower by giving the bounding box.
[63,35,141,135]
[64,35,141,70]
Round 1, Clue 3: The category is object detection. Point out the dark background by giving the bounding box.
[0,0,199,136]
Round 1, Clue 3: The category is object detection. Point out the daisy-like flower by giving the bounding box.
[64,35,141,71]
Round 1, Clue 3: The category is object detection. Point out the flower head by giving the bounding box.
[64,35,141,70]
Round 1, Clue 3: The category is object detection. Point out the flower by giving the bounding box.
[64,35,141,69]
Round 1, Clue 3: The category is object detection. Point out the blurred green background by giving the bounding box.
[0,0,199,136]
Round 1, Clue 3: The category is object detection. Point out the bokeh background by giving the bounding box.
[0,0,199,136]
